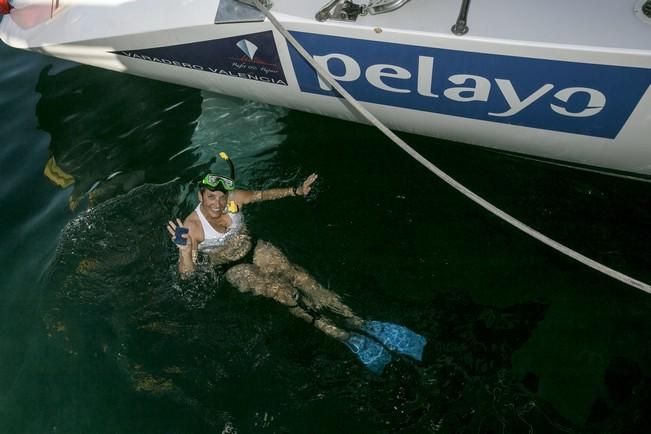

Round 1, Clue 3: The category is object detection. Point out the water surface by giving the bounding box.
[2,41,651,433]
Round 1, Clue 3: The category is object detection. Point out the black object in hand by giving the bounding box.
[174,226,189,245]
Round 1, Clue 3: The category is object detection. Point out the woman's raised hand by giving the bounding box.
[297,173,318,197]
[166,218,192,250]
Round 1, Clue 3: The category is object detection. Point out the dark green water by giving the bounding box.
[2,41,651,433]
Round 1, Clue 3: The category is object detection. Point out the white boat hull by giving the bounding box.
[2,0,650,175]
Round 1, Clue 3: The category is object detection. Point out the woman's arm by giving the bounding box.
[167,218,199,275]
[235,173,318,205]
[177,241,196,275]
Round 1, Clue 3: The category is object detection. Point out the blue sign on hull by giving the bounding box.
[289,32,651,138]
[113,31,287,86]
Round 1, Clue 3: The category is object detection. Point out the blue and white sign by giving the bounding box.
[113,31,287,86]
[289,32,651,138]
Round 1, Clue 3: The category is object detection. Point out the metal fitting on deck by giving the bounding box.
[643,0,651,18]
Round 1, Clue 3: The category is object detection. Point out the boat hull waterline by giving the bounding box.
[1,0,650,176]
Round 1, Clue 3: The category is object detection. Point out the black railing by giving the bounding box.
[451,0,471,35]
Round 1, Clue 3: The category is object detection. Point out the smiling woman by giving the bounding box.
[166,165,427,374]
[167,165,317,275]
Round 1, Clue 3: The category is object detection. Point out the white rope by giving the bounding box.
[250,0,651,295]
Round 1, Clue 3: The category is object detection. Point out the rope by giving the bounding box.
[247,0,651,295]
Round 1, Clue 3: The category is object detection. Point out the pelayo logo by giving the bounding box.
[288,32,651,138]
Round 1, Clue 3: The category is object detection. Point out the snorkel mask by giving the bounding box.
[199,152,239,213]
[200,152,236,193]
[200,174,234,192]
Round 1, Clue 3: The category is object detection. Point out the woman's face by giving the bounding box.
[199,189,227,218]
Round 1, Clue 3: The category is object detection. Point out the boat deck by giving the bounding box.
[274,0,651,52]
[1,0,650,55]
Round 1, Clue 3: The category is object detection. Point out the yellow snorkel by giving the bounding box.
[219,151,239,213]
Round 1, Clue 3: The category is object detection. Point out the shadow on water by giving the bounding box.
[13,58,651,432]
[34,63,203,210]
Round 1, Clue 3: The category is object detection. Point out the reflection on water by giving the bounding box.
[190,92,288,171]
[36,64,202,209]
[36,62,290,212]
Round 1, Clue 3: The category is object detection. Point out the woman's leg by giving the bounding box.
[288,265,361,325]
[206,232,253,266]
[224,263,298,307]
[287,306,350,341]
[252,241,362,325]
[225,262,350,341]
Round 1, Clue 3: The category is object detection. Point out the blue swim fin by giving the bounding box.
[344,333,392,374]
[362,321,427,362]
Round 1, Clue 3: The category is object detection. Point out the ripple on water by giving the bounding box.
[186,92,288,170]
